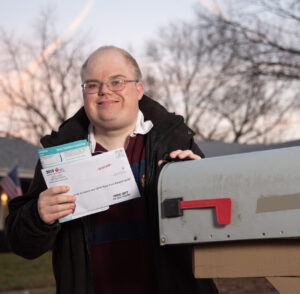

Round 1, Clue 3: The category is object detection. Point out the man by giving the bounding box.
[6,46,219,294]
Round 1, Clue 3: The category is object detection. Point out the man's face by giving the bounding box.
[82,50,144,133]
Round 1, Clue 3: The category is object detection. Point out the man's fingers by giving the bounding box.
[49,195,77,205]
[38,186,76,225]
[47,202,76,214]
[41,208,74,225]
[40,192,76,206]
[158,150,201,166]
[169,150,183,158]
[178,150,201,159]
[51,210,74,221]
[170,150,201,160]
[38,201,75,225]
[42,185,70,196]
[158,160,164,166]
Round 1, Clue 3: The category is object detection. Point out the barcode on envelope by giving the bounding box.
[115,149,125,159]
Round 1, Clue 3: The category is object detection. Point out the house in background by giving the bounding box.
[1,136,300,230]
[0,137,39,230]
[197,139,300,157]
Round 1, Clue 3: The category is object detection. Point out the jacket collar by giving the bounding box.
[40,107,89,148]
[40,95,186,148]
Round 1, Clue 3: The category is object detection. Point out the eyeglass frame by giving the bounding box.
[81,78,139,94]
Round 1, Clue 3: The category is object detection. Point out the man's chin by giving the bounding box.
[94,118,123,130]
[94,118,137,133]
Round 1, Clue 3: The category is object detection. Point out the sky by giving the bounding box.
[1,0,300,142]
[0,0,201,58]
[0,0,210,138]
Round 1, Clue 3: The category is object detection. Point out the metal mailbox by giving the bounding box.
[158,146,300,245]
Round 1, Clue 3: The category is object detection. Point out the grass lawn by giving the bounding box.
[0,251,55,292]
[0,251,279,294]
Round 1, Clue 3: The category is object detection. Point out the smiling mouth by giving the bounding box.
[97,100,119,106]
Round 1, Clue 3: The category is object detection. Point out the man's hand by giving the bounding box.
[38,186,76,225]
[158,149,201,166]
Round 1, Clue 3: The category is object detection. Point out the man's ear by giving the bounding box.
[136,82,144,101]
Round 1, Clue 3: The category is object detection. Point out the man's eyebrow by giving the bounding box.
[109,74,126,79]
[83,75,126,83]
[84,79,101,83]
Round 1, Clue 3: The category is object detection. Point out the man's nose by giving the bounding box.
[98,82,111,95]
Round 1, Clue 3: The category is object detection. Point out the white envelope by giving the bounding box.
[41,148,141,222]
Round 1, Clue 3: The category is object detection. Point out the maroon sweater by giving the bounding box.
[90,135,156,294]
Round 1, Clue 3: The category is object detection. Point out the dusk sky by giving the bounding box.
[1,0,202,56]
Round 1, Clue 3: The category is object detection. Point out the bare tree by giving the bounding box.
[208,0,300,83]
[0,9,88,144]
[144,20,233,135]
[143,0,299,143]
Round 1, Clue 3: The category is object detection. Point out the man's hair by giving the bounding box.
[80,45,142,81]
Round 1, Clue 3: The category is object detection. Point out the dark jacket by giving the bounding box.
[6,96,218,294]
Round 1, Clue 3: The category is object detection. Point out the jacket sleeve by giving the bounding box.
[183,124,205,158]
[190,138,205,158]
[179,121,205,158]
[5,160,61,259]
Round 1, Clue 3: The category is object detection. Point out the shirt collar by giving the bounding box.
[88,110,153,153]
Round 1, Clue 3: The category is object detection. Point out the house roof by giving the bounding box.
[0,137,39,178]
[1,136,300,179]
[197,139,300,158]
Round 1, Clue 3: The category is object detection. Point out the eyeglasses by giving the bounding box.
[81,79,139,94]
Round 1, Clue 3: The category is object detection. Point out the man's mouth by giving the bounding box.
[97,100,119,106]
